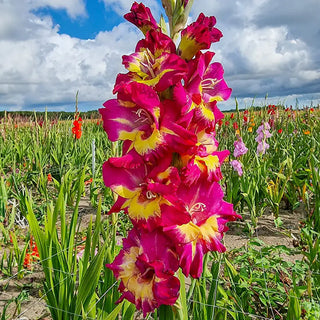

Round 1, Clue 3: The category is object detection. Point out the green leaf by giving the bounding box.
[177,268,188,320]
[287,290,301,320]
[105,301,124,320]
[75,244,106,315]
[122,301,136,320]
[275,172,286,180]
[159,14,168,35]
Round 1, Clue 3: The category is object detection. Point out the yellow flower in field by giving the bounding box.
[235,129,240,135]
[224,155,230,162]
[267,180,275,195]
[303,130,311,135]
[248,127,253,132]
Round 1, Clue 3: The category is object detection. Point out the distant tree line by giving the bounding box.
[0,110,101,121]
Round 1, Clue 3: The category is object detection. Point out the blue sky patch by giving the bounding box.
[32,1,123,39]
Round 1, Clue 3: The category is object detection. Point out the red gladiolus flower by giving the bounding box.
[72,115,82,139]
[84,178,93,185]
[233,122,238,130]
[23,237,39,269]
[31,244,39,258]
[278,129,283,134]
[47,173,52,182]
[23,253,32,269]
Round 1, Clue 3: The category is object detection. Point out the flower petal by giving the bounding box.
[163,181,241,278]
[107,228,180,316]
[124,2,159,35]
[179,13,223,60]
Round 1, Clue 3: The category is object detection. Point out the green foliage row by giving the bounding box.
[0,104,320,319]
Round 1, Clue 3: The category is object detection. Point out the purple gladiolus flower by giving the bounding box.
[230,160,243,176]
[233,137,248,158]
[256,123,272,155]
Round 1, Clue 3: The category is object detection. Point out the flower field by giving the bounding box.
[0,104,319,319]
[1,1,320,319]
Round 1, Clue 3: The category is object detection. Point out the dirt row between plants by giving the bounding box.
[0,201,307,320]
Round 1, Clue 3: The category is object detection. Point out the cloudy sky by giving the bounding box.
[1,0,319,112]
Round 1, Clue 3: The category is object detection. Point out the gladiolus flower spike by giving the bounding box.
[99,1,240,315]
[72,114,82,139]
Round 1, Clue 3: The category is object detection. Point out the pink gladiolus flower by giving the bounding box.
[100,83,196,165]
[100,2,239,310]
[162,181,240,278]
[233,137,248,158]
[195,130,219,154]
[107,228,180,316]
[102,158,184,230]
[230,160,243,176]
[120,30,187,92]
[178,13,223,60]
[124,2,159,35]
[135,29,177,55]
[181,149,229,185]
[175,52,231,128]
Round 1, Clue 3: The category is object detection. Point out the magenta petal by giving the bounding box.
[99,100,136,141]
[179,13,223,60]
[124,2,159,35]
[102,159,146,193]
[153,275,180,305]
[106,228,180,316]
[182,162,202,185]
[178,242,193,277]
[117,81,160,115]
[160,204,191,227]
[109,150,144,169]
[108,197,127,215]
[189,244,204,278]
[113,73,132,95]
[148,166,180,195]
[154,53,188,91]
[136,29,177,55]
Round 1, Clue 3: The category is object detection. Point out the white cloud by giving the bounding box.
[188,0,320,102]
[31,0,87,18]
[0,0,319,111]
[101,0,161,17]
[0,0,143,107]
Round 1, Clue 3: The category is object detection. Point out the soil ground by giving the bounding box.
[0,200,307,320]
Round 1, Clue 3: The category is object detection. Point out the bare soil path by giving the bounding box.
[0,200,307,320]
